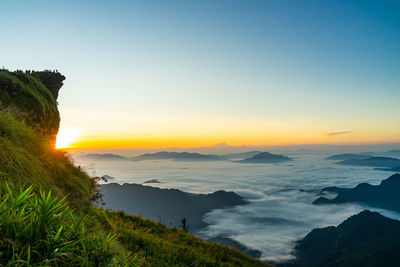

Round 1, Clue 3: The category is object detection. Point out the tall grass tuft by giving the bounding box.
[0,183,140,266]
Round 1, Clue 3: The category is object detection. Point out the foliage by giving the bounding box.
[0,111,95,206]
[293,210,400,267]
[91,209,270,267]
[0,70,61,139]
[0,184,140,266]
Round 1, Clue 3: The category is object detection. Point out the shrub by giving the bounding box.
[0,184,140,266]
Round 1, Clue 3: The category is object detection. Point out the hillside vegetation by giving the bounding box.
[292,210,400,267]
[0,69,271,266]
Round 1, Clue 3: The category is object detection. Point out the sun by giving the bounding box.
[55,127,79,149]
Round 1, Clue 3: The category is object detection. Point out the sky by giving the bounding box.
[1,0,399,148]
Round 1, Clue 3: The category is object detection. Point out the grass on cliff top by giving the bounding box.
[0,70,60,136]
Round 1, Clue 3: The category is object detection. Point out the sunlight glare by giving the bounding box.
[55,128,79,149]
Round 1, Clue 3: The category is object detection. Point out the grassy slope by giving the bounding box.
[0,70,271,267]
[0,70,95,204]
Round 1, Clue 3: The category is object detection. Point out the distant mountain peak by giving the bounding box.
[212,142,230,147]
[237,151,293,163]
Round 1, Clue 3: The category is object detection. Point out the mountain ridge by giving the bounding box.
[100,182,248,231]
[237,151,293,163]
[313,173,400,212]
[288,210,400,267]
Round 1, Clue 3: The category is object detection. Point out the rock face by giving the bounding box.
[31,71,65,100]
[291,210,400,267]
[313,174,400,212]
[237,151,293,163]
[336,156,400,168]
[0,70,64,142]
[100,183,248,231]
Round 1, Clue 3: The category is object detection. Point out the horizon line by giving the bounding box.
[63,141,400,151]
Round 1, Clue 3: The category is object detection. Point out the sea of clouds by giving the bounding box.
[73,149,400,263]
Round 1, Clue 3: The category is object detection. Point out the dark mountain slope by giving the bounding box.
[313,173,400,212]
[101,183,248,231]
[289,210,400,267]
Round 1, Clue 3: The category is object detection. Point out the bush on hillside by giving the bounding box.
[0,184,140,267]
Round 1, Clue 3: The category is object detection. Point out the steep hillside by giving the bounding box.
[313,173,400,212]
[290,210,400,267]
[0,70,271,266]
[0,70,95,204]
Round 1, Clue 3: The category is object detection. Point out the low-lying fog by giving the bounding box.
[72,148,400,262]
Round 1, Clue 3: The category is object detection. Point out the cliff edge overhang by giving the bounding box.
[0,69,65,142]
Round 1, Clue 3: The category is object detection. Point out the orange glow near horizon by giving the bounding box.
[55,128,80,149]
[57,108,400,149]
[63,132,400,150]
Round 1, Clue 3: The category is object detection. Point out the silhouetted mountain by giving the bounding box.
[100,183,247,231]
[313,173,400,212]
[289,210,400,267]
[143,179,161,184]
[325,153,371,160]
[237,151,293,163]
[221,151,262,159]
[319,186,350,194]
[80,153,129,160]
[132,151,225,161]
[336,156,400,168]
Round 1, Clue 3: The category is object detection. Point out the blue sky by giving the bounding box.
[1,0,399,147]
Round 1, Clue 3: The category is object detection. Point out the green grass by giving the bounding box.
[97,209,270,267]
[0,70,60,138]
[0,111,96,206]
[0,184,140,266]
[0,70,272,266]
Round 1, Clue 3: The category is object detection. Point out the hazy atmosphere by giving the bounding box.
[2,1,400,266]
[72,148,400,261]
[2,0,400,148]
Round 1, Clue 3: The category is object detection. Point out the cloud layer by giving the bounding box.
[323,131,353,137]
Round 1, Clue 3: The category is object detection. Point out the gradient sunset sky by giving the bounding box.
[1,0,399,148]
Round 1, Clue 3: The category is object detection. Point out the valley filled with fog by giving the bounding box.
[72,149,400,262]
